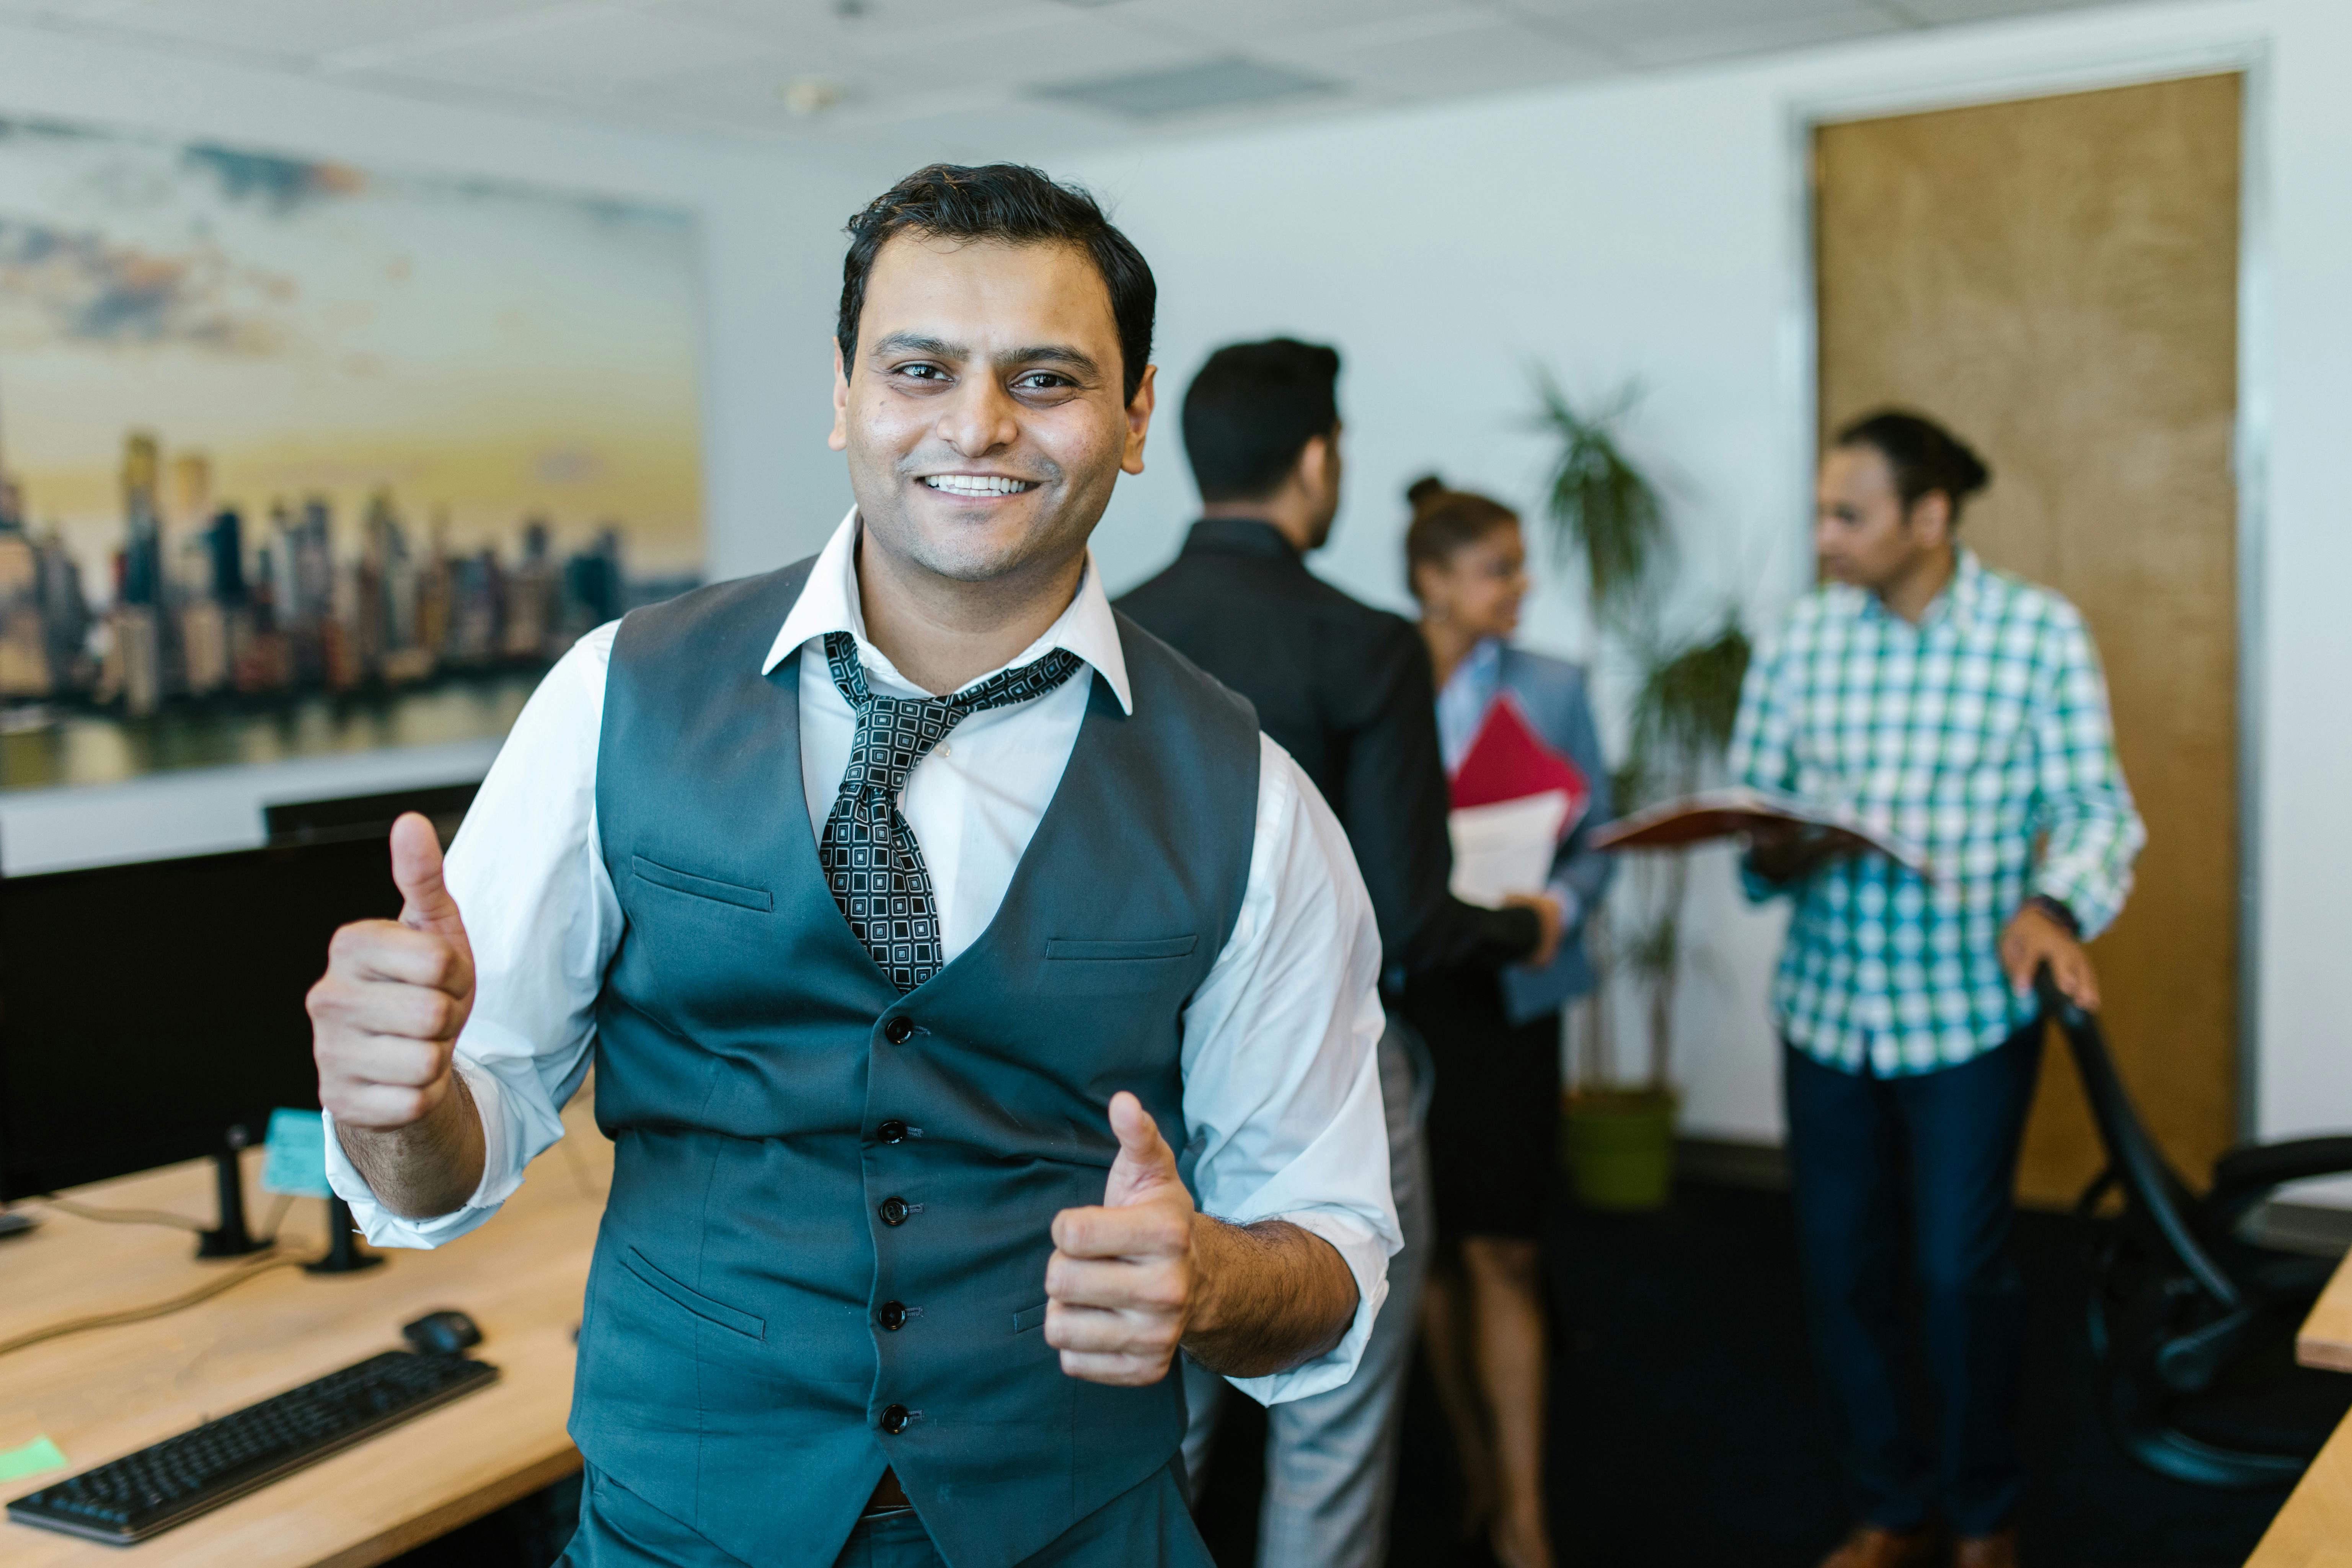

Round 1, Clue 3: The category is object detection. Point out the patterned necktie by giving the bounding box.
[819,629,1084,992]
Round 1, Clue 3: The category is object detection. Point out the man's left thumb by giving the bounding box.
[1103,1091,1177,1207]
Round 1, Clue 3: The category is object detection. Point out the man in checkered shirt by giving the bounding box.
[1729,412,2144,1568]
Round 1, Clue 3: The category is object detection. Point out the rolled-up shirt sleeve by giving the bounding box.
[323,623,622,1247]
[1179,735,1401,1406]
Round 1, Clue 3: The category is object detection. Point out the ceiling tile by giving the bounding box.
[1113,0,1475,51]
[54,0,564,60]
[347,6,786,93]
[1556,0,1913,65]
[1892,0,2119,21]
[1028,56,1342,121]
[1257,13,1616,103]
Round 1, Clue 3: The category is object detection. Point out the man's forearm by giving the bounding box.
[1181,1214,1359,1379]
[334,1072,487,1220]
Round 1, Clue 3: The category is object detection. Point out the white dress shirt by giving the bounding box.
[325,510,1400,1404]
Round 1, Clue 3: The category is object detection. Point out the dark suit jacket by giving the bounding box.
[1116,517,1538,976]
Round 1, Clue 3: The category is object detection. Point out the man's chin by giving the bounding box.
[872,512,1056,586]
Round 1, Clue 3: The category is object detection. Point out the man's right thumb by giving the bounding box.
[389,812,465,938]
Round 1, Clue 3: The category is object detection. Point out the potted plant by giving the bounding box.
[1537,378,1751,1211]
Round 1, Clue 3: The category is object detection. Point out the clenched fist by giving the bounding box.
[1044,1092,1200,1386]
[307,813,485,1217]
[1044,1092,1364,1387]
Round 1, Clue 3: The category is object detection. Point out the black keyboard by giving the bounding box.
[8,1350,497,1544]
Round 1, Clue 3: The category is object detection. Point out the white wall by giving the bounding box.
[0,22,880,872]
[1053,0,2352,1159]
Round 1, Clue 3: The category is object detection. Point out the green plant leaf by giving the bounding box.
[1534,373,1666,631]
[1624,617,1752,805]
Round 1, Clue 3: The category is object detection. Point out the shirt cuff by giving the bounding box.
[1217,1207,1392,1407]
[321,1053,517,1249]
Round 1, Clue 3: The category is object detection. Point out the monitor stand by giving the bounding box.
[196,1126,272,1259]
[307,1195,384,1275]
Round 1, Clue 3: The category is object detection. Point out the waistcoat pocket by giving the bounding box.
[632,855,775,912]
[1013,1302,1048,1335]
[1042,935,1197,960]
[620,1246,767,1340]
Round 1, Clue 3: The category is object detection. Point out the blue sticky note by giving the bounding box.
[261,1108,333,1199]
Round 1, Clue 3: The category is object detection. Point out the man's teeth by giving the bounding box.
[923,475,1033,497]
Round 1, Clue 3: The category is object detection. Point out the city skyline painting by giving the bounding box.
[0,114,701,792]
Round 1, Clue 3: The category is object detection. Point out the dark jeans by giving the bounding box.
[1782,1025,2044,1539]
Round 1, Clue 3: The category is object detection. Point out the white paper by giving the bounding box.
[1447,790,1573,909]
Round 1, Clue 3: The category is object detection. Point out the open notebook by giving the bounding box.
[1590,786,1930,876]
[1445,694,1590,909]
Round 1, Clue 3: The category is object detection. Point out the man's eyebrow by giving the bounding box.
[868,331,965,361]
[994,344,1102,379]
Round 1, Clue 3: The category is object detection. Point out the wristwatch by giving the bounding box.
[2025,894,2080,937]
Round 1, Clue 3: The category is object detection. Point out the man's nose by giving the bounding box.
[936,377,1019,457]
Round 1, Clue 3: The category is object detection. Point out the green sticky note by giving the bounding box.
[0,1434,68,1483]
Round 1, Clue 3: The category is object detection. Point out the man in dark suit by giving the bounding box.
[1118,338,1559,1567]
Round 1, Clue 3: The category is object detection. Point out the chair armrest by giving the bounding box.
[2208,1136,2352,1211]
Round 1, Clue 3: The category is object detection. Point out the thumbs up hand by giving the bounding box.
[1044,1092,1202,1386]
[308,813,477,1134]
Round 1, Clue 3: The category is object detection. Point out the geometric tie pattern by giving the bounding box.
[818,629,1084,992]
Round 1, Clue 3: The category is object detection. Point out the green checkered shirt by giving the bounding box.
[1729,548,2144,1075]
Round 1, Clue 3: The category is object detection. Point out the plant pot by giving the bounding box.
[1563,1087,1678,1211]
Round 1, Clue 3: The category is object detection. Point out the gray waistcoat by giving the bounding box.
[571,558,1260,1568]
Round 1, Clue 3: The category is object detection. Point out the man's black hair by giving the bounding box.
[1181,339,1342,504]
[1834,409,1992,521]
[838,163,1155,404]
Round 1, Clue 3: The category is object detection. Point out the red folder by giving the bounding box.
[1450,693,1590,834]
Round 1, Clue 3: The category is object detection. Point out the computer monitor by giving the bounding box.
[264,783,478,850]
[0,835,403,1205]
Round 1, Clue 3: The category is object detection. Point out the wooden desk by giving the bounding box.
[2247,1245,2352,1567]
[2297,1244,2352,1375]
[0,1096,608,1567]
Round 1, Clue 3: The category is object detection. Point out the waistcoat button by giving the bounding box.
[880,1403,910,1435]
[879,1196,910,1227]
[883,1017,915,1045]
[878,1119,909,1144]
[878,1300,908,1330]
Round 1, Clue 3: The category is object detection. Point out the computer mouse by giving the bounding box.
[402,1309,484,1357]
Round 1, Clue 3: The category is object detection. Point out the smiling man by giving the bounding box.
[306,165,1398,1568]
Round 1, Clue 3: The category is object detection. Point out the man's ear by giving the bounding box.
[1121,364,1158,476]
[829,338,851,454]
[1292,432,1332,495]
[1907,490,1953,547]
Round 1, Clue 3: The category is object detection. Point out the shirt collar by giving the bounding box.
[1853,545,1982,633]
[1183,516,1301,562]
[1443,635,1504,700]
[762,507,1134,715]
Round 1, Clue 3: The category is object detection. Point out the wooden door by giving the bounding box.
[1813,74,2243,1205]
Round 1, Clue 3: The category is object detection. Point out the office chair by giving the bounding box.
[2039,969,2352,1487]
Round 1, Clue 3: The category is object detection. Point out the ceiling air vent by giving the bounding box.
[1028,57,1340,121]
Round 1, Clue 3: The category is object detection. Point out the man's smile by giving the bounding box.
[919,473,1040,498]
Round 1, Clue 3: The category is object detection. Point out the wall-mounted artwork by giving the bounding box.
[0,117,701,792]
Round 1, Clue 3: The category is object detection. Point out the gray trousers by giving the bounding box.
[1181,1019,1433,1568]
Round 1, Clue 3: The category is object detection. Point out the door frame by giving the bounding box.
[1783,43,2274,1140]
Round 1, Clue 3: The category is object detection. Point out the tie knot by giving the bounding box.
[823,630,1085,799]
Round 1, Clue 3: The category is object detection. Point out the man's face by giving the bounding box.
[1815,444,1946,592]
[831,233,1153,588]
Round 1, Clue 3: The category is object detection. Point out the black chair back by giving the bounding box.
[2034,969,2239,1308]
